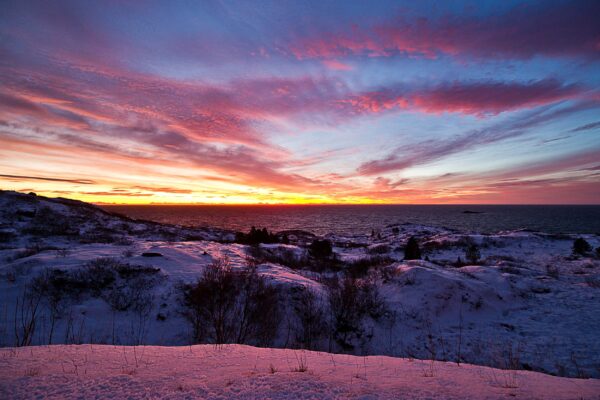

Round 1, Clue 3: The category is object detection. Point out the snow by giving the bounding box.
[1,344,598,399]
[1,190,600,384]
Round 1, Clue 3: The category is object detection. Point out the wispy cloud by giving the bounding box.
[339,80,582,116]
[0,174,95,185]
[357,101,600,175]
[569,121,600,133]
[289,1,600,61]
[0,0,598,204]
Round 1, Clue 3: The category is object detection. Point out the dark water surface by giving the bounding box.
[102,205,600,235]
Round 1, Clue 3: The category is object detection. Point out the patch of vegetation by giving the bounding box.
[236,226,279,245]
[292,286,328,350]
[572,238,592,256]
[326,276,386,351]
[404,236,421,260]
[28,258,161,310]
[0,230,16,243]
[180,258,281,346]
[465,244,481,265]
[308,239,333,260]
[21,206,78,237]
[246,241,343,273]
[346,255,395,278]
[141,252,163,257]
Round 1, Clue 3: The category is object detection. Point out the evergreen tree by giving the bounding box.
[573,238,592,255]
[404,237,421,260]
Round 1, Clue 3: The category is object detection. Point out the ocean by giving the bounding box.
[101,204,600,236]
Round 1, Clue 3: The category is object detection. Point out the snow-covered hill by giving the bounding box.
[1,344,599,399]
[1,190,599,380]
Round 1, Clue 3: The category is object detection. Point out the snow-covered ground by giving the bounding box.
[1,344,599,399]
[1,190,600,385]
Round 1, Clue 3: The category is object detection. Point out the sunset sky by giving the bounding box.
[1,0,599,204]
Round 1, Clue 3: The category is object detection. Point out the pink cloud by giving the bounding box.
[410,80,581,116]
[290,1,600,61]
[322,59,353,71]
[340,80,582,117]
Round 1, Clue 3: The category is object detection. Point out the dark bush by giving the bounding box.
[21,206,77,236]
[114,264,160,279]
[346,255,394,278]
[293,286,327,350]
[180,258,280,346]
[326,276,385,351]
[0,230,16,243]
[573,238,592,256]
[246,245,309,270]
[236,226,279,245]
[76,258,119,295]
[28,258,161,311]
[104,276,155,312]
[142,252,163,257]
[465,244,481,264]
[309,239,333,260]
[404,237,421,260]
[246,244,341,273]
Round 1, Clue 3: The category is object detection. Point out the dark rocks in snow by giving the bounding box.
[142,252,163,257]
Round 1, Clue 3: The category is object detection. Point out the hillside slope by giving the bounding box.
[1,190,599,378]
[1,344,599,399]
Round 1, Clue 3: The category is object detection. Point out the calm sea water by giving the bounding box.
[102,205,600,236]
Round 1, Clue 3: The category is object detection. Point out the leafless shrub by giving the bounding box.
[291,351,308,372]
[346,255,394,278]
[24,367,40,377]
[180,257,281,346]
[63,309,87,345]
[28,269,71,344]
[22,206,77,237]
[13,287,42,346]
[326,275,386,351]
[103,276,155,312]
[246,245,309,270]
[27,258,161,319]
[490,341,522,388]
[293,286,327,350]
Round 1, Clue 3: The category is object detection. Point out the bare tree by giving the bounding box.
[293,286,327,350]
[181,257,281,346]
[326,275,385,351]
[14,288,42,346]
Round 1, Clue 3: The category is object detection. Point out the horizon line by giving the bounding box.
[6,190,599,207]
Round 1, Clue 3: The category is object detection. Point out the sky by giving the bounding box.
[1,0,599,204]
